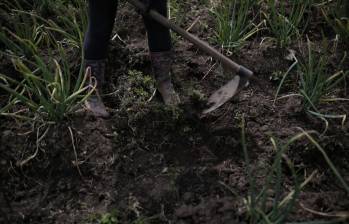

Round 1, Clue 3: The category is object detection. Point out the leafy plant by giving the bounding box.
[0,8,46,56]
[240,118,301,223]
[211,0,263,53]
[322,0,349,42]
[118,70,156,108]
[265,0,312,48]
[43,0,88,48]
[169,0,184,22]
[0,43,93,122]
[0,0,87,57]
[299,39,347,111]
[0,0,90,122]
[274,39,347,121]
[168,0,187,43]
[239,118,349,223]
[99,212,119,224]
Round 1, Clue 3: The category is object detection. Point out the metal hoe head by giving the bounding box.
[202,74,249,114]
[202,76,240,114]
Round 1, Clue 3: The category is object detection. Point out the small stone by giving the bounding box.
[260,125,269,131]
[0,160,6,165]
[162,167,168,173]
[2,130,12,138]
[183,192,193,203]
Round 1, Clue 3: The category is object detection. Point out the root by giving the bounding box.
[17,124,50,167]
[300,203,349,220]
[68,126,83,177]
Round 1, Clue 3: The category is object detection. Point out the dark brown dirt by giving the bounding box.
[1,1,349,224]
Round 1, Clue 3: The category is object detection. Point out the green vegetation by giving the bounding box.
[0,46,92,121]
[299,39,347,112]
[89,210,159,224]
[322,0,349,42]
[264,0,312,48]
[118,70,156,108]
[211,0,262,53]
[0,0,88,121]
[240,117,301,223]
[240,118,349,223]
[274,38,347,132]
[99,212,119,224]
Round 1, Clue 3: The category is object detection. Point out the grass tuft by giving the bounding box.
[0,43,93,122]
[239,117,349,223]
[211,0,263,53]
[299,39,347,112]
[264,0,312,48]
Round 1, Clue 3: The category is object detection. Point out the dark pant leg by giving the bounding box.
[84,0,118,60]
[143,0,172,52]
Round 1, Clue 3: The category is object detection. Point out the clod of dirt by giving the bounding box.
[175,197,238,224]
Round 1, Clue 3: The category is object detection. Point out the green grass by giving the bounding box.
[0,0,87,57]
[240,118,301,223]
[88,210,160,224]
[211,0,263,53]
[299,39,347,112]
[322,0,349,43]
[0,44,93,121]
[239,117,349,223]
[274,39,347,125]
[0,7,44,56]
[265,0,312,48]
[118,70,156,109]
[0,0,89,122]
[168,0,185,43]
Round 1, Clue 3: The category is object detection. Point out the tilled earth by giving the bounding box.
[1,1,349,223]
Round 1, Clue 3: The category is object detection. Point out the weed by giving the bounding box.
[265,0,312,48]
[270,71,285,82]
[118,70,156,108]
[168,0,185,43]
[87,210,119,224]
[211,0,263,53]
[168,0,184,23]
[99,212,118,224]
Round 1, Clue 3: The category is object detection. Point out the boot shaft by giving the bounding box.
[150,51,173,83]
[150,51,180,106]
[84,59,106,87]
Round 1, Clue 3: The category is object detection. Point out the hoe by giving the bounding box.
[128,0,256,114]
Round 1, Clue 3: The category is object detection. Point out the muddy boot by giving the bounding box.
[84,59,110,118]
[150,51,180,106]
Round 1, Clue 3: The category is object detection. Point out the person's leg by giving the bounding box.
[143,0,172,52]
[143,0,180,105]
[84,0,118,60]
[83,0,118,117]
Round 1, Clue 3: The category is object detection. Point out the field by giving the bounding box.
[1,0,349,223]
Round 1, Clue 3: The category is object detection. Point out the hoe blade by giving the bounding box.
[202,75,245,114]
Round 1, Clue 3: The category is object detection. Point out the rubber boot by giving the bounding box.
[150,51,180,106]
[84,59,110,118]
